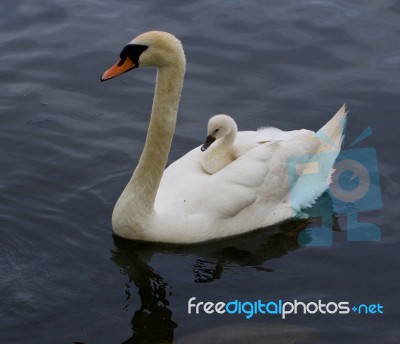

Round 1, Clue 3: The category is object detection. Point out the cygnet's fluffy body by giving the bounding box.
[200,114,237,174]
[200,114,278,174]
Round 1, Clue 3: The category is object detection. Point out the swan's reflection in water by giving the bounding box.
[111,194,339,344]
[111,239,177,343]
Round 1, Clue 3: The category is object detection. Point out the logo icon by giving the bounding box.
[288,127,382,246]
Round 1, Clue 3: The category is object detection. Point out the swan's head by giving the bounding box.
[201,114,238,152]
[101,31,185,81]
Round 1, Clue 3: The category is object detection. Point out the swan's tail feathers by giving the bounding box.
[316,104,348,155]
[288,105,348,213]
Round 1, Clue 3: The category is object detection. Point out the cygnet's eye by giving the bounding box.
[214,128,219,133]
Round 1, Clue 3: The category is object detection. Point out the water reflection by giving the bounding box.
[112,239,177,344]
[110,194,339,343]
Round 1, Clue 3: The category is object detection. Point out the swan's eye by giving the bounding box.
[214,128,219,133]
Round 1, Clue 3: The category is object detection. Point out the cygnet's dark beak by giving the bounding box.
[201,135,216,151]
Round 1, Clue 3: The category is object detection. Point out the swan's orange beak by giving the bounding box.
[101,57,136,81]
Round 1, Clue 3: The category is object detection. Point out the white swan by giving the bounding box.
[101,31,347,244]
[200,114,238,174]
[200,114,279,174]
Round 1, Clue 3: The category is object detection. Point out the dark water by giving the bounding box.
[1,1,399,343]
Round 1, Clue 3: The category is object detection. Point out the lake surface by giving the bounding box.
[1,0,399,343]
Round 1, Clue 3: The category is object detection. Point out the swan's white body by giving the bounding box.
[101,31,347,244]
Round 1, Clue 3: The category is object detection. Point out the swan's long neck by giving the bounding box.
[119,63,185,215]
[222,128,236,148]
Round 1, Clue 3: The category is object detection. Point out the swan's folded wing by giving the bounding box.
[233,128,282,157]
[155,145,261,220]
[209,129,322,216]
[156,129,322,231]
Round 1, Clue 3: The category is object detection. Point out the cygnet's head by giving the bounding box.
[101,31,185,81]
[201,114,238,152]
